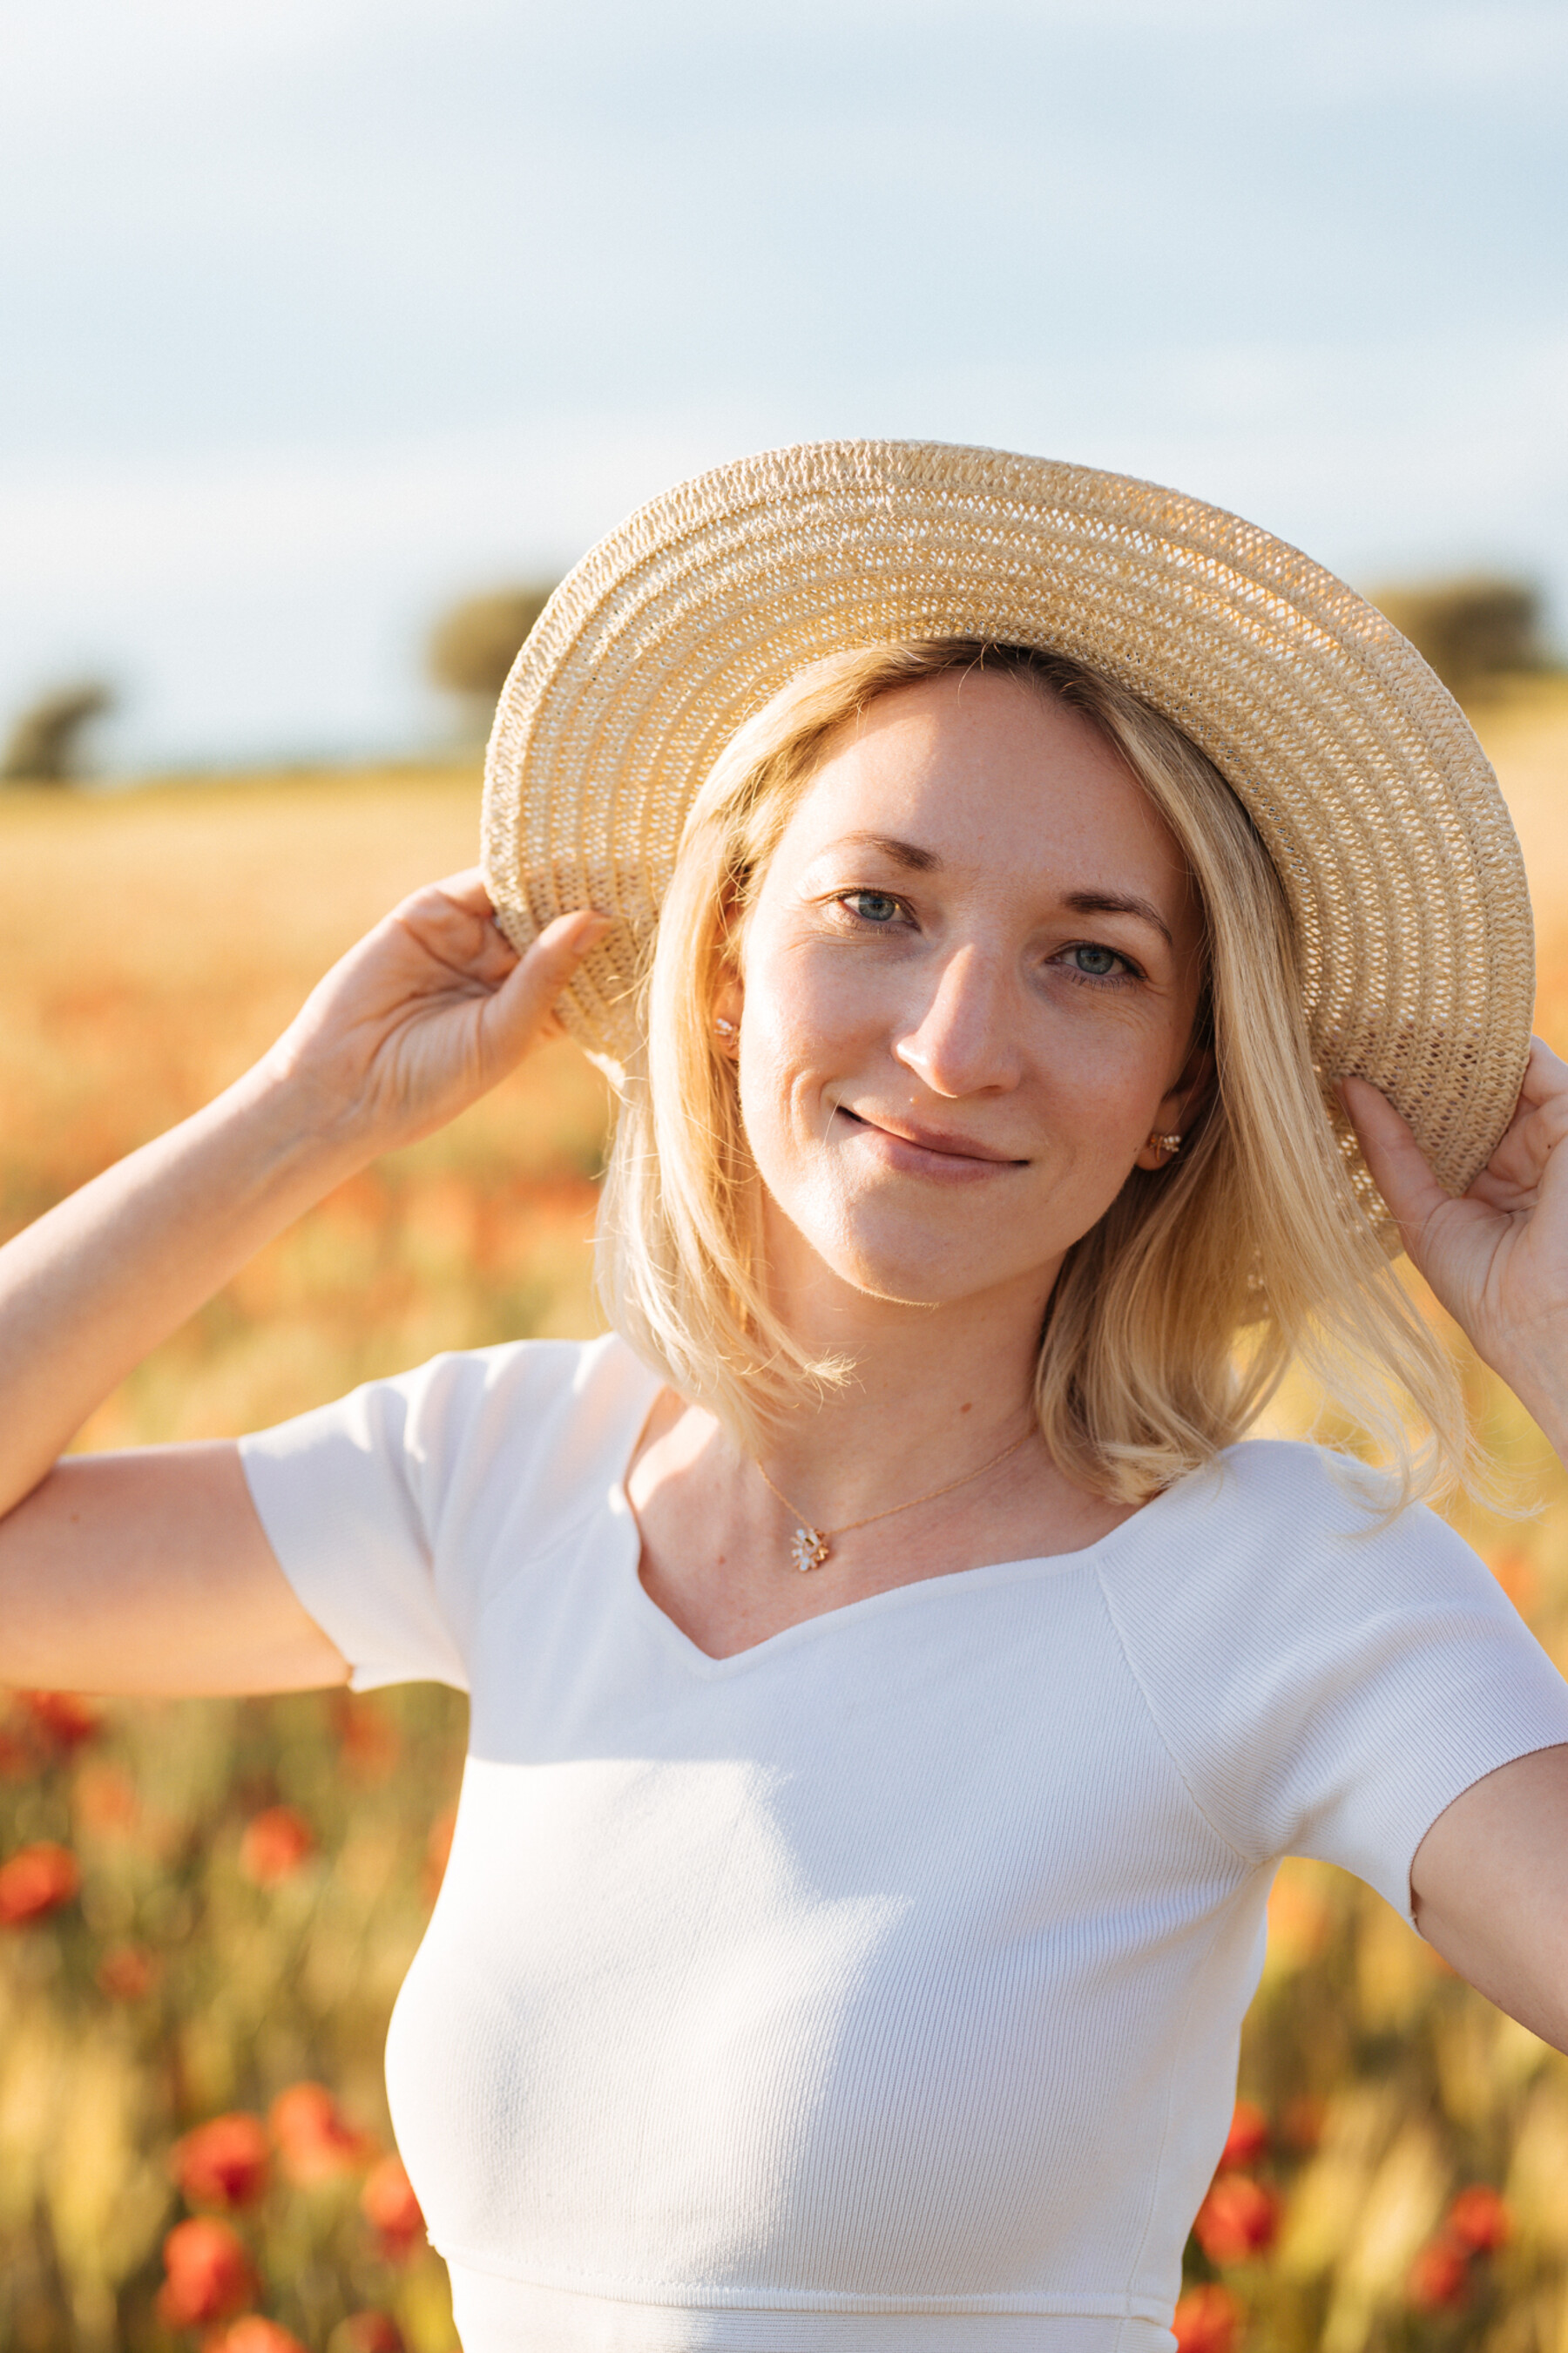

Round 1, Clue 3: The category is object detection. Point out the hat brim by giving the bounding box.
[482,439,1532,1206]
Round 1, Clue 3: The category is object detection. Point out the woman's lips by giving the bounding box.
[835,1107,1025,1176]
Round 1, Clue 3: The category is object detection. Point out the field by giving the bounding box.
[3,692,1568,2353]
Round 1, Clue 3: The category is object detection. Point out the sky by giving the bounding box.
[3,0,1566,773]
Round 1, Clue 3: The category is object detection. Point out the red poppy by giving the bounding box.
[19,1690,103,1750]
[97,1942,160,2002]
[1173,2282,1242,2353]
[1220,2101,1268,2170]
[329,2313,406,2353]
[360,2155,425,2258]
[74,1759,139,1836]
[206,2321,309,2353]
[423,1805,456,1903]
[1408,2235,1470,2311]
[170,2113,271,2210]
[239,1807,315,1887]
[1445,2185,1511,2255]
[1193,2174,1280,2266]
[154,2217,255,2328]
[0,1841,80,1926]
[268,2082,377,2184]
[331,1693,402,1784]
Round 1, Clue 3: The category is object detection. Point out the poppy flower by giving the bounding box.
[1445,2185,1511,2255]
[0,1841,80,1926]
[206,2321,309,2353]
[154,2217,255,2328]
[1408,2235,1470,2311]
[170,2113,271,2210]
[268,2082,376,2184]
[239,1807,314,1887]
[423,1805,456,1903]
[74,1759,139,1836]
[1193,2173,1280,2265]
[331,1693,401,1784]
[1220,2100,1268,2170]
[98,1942,160,2002]
[19,1690,102,1750]
[360,2155,425,2258]
[1172,2282,1241,2353]
[328,2313,406,2353]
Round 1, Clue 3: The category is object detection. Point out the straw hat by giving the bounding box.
[482,439,1532,1201]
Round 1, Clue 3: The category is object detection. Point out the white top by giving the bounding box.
[240,1335,1568,2353]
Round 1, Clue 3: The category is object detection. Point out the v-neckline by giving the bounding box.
[607,1426,1196,1676]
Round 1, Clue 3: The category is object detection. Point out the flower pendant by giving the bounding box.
[789,1525,831,1573]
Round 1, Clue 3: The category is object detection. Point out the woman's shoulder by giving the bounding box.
[1177,1421,1394,1515]
[395,1327,656,1422]
[1167,1433,1444,1541]
[352,1329,662,1492]
[242,1329,663,1531]
[1098,1432,1499,1636]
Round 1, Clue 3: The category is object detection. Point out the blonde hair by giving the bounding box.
[597,639,1464,1505]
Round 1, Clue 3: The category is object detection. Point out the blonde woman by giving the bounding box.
[5,443,1568,2353]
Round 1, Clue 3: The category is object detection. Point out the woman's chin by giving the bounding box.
[804,1232,1056,1318]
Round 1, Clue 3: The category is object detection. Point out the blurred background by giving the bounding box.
[3,3,1568,2351]
[2,0,1565,774]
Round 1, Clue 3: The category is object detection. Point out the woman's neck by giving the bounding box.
[750,1254,1058,1525]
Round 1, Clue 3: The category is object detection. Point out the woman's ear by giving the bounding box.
[1132,1046,1214,1172]
[711,964,743,1054]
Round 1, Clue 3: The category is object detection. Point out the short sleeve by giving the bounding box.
[238,1335,659,1694]
[1098,1443,1568,1924]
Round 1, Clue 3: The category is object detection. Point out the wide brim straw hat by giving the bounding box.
[482,438,1533,1207]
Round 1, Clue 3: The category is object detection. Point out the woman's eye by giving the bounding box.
[1065,943,1124,978]
[842,891,902,925]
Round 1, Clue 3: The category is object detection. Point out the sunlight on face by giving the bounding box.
[727,669,1207,1320]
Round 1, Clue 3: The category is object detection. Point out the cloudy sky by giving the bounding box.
[3,0,1565,770]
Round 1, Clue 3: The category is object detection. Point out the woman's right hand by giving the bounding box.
[264,870,610,1157]
[0,873,611,1691]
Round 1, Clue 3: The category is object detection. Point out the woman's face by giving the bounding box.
[724,669,1208,1322]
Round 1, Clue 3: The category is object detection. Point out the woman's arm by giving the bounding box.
[1411,1746,1568,2052]
[1348,1047,1568,2045]
[0,871,605,1696]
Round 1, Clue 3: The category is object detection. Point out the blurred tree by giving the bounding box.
[1,680,114,784]
[1374,577,1549,701]
[428,585,557,718]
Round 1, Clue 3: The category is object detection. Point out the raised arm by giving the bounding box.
[0,873,605,1697]
[1347,1046,1568,2047]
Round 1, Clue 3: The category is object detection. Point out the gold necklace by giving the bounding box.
[753,1425,1036,1573]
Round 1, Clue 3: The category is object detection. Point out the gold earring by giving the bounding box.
[1147,1131,1182,1158]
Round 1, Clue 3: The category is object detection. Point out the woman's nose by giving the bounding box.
[892,948,1024,1098]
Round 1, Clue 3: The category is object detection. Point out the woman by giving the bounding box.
[5,442,1568,2352]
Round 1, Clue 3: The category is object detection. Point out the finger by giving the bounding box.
[424,867,496,914]
[1338,1075,1451,1254]
[1516,1034,1568,1112]
[1463,1040,1568,1197]
[480,911,612,1061]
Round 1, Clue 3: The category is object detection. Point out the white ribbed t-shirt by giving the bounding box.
[240,1335,1568,2353]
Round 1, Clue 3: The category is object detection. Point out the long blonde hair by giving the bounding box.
[597,639,1463,1504]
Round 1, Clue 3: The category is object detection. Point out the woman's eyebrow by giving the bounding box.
[1064,889,1174,950]
[832,830,942,873]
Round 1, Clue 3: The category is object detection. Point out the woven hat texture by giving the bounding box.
[482,438,1533,1200]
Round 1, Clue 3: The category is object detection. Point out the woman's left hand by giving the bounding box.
[1342,1040,1568,1451]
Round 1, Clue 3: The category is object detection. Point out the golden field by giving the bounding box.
[3,690,1568,2353]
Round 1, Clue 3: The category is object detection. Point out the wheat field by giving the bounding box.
[3,690,1568,2353]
